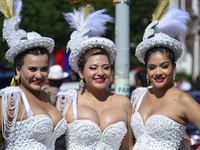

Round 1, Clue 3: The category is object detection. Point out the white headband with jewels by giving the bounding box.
[63,5,117,73]
[0,0,54,64]
[135,0,190,64]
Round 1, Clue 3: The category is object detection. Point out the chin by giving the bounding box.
[30,84,42,91]
[97,86,107,90]
[153,83,165,88]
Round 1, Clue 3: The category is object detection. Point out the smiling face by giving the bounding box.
[16,54,49,92]
[79,54,111,91]
[146,50,176,89]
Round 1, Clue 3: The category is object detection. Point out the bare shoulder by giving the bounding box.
[112,93,131,107]
[178,90,195,103]
[173,88,198,107]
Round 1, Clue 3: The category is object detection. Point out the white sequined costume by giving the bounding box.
[0,86,67,150]
[57,89,127,150]
[131,87,186,150]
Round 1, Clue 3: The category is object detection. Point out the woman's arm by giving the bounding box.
[119,96,134,150]
[181,93,200,131]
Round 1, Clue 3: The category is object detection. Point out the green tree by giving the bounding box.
[129,0,157,70]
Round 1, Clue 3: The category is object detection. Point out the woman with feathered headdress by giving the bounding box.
[131,0,200,150]
[0,0,67,149]
[56,4,133,150]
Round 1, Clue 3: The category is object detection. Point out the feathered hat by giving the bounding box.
[0,0,54,64]
[135,0,190,64]
[64,4,117,73]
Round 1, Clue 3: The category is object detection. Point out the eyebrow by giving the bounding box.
[27,65,49,68]
[147,61,170,66]
[89,64,110,66]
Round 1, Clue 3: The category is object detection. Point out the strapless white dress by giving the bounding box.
[57,89,127,150]
[0,86,67,150]
[131,87,186,150]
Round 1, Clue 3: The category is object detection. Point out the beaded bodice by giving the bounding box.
[131,112,185,150]
[0,86,67,150]
[57,89,127,150]
[6,115,67,150]
[131,87,186,150]
[66,120,127,150]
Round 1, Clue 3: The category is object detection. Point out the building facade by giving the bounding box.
[172,0,200,78]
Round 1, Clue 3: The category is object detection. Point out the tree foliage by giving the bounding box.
[0,0,157,70]
[129,0,157,70]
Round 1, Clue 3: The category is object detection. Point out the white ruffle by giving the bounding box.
[1,86,22,140]
[56,89,77,117]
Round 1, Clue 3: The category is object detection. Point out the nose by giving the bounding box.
[97,68,103,76]
[35,70,42,78]
[155,67,163,76]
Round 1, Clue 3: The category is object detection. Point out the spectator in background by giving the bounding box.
[130,69,148,97]
[43,65,69,105]
[135,70,148,87]
[178,76,192,92]
[193,71,200,91]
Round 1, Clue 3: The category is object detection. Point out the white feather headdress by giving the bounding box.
[64,6,114,37]
[0,0,22,19]
[136,0,190,64]
[64,4,117,73]
[0,0,54,64]
[154,8,190,42]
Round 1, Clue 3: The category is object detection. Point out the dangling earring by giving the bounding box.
[173,72,176,82]
[10,73,20,86]
[17,73,20,85]
[146,74,149,85]
[173,72,177,87]
[79,79,85,93]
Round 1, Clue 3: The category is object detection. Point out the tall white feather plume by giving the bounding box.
[63,7,114,37]
[0,0,22,19]
[154,8,190,42]
[14,0,22,30]
[14,0,22,17]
